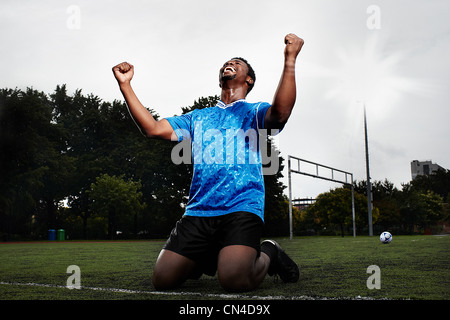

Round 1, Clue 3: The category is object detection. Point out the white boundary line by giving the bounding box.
[0,281,380,300]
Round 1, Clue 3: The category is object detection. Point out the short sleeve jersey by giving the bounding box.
[165,99,273,222]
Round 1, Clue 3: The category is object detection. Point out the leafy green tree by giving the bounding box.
[50,85,108,238]
[303,187,372,236]
[295,204,315,235]
[0,88,71,240]
[0,86,293,240]
[400,184,444,233]
[369,179,402,231]
[262,142,289,236]
[410,169,450,202]
[87,174,145,239]
[50,85,192,238]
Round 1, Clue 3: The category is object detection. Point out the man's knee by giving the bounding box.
[217,245,264,292]
[152,269,180,290]
[152,249,196,290]
[218,266,255,292]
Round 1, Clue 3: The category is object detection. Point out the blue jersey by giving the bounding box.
[165,99,273,222]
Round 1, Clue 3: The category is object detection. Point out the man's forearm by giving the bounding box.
[271,57,297,124]
[112,61,174,140]
[266,34,303,129]
[119,83,158,137]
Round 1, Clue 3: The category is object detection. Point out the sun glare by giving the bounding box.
[317,34,429,119]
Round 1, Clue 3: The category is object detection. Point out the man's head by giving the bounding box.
[219,57,256,95]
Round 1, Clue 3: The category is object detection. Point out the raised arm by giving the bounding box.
[265,34,304,129]
[112,62,175,140]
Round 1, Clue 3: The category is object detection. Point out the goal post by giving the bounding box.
[287,155,356,239]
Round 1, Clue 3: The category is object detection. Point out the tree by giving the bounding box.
[50,85,178,238]
[87,174,145,239]
[262,141,289,236]
[0,86,291,239]
[50,85,110,238]
[400,184,444,234]
[0,88,71,240]
[410,169,450,202]
[369,179,402,231]
[303,187,372,236]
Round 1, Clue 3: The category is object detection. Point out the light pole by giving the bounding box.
[364,105,373,236]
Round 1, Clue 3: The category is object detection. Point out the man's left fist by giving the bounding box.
[284,33,304,59]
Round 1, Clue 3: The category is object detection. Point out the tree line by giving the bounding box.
[1,86,448,240]
[295,174,449,236]
[0,86,288,240]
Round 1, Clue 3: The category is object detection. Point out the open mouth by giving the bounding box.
[223,66,236,75]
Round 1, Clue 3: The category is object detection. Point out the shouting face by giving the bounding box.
[219,58,255,94]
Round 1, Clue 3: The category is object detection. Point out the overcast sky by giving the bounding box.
[1,0,449,200]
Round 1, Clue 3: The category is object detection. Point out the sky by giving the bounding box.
[1,0,449,200]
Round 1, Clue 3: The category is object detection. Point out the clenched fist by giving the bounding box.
[284,34,304,60]
[112,62,134,85]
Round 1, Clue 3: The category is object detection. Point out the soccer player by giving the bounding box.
[112,33,304,292]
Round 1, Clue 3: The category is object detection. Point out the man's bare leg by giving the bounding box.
[152,249,196,290]
[217,245,270,292]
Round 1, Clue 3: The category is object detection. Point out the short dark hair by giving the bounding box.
[232,57,256,94]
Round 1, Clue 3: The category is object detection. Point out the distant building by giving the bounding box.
[411,160,445,180]
[292,198,315,211]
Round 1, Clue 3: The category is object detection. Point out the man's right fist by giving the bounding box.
[112,62,134,85]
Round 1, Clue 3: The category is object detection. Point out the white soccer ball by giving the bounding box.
[380,231,392,244]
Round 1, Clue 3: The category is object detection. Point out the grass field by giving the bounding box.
[1,235,449,301]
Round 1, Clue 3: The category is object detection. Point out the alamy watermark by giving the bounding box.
[366,265,381,289]
[64,264,381,292]
[66,5,81,30]
[66,265,81,289]
[170,124,280,176]
[366,5,381,30]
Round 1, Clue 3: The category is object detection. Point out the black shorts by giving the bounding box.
[163,211,264,276]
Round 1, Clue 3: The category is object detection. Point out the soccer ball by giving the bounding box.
[380,231,392,244]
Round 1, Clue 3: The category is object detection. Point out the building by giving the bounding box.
[292,198,316,211]
[411,160,445,180]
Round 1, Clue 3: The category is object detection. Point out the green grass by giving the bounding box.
[0,236,449,300]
